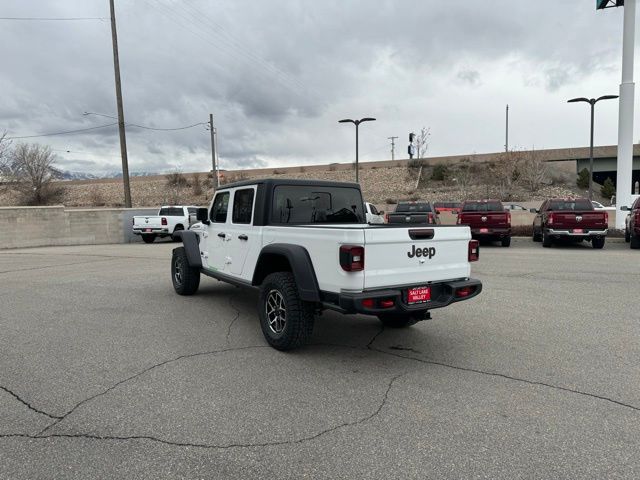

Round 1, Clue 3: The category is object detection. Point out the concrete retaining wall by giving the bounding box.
[0,206,157,249]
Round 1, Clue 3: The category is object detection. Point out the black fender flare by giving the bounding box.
[252,244,320,302]
[172,230,202,268]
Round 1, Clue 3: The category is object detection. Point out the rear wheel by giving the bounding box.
[171,225,184,242]
[532,228,542,242]
[501,236,511,247]
[259,272,315,350]
[542,230,552,248]
[625,228,631,243]
[377,313,420,328]
[592,237,605,249]
[171,247,200,295]
[631,231,640,249]
[141,234,156,244]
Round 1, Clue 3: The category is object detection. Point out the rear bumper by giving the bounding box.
[327,278,482,316]
[133,227,170,236]
[546,228,607,237]
[470,227,511,238]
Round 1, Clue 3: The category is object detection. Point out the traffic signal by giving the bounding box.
[409,132,415,143]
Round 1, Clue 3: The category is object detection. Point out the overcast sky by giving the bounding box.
[0,1,637,174]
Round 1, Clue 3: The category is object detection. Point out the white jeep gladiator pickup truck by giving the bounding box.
[172,179,481,350]
[133,205,197,243]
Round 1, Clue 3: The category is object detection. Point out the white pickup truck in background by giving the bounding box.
[133,205,198,243]
[171,179,482,350]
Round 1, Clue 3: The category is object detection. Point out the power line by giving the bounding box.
[0,17,106,21]
[6,123,118,140]
[84,112,208,131]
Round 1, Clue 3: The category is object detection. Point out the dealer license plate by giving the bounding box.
[573,228,583,234]
[479,228,489,233]
[407,286,431,304]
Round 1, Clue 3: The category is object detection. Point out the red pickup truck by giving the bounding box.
[531,198,608,249]
[456,200,511,247]
[622,197,640,249]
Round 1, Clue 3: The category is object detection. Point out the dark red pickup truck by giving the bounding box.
[456,200,511,247]
[531,198,608,249]
[387,201,439,224]
[622,197,640,249]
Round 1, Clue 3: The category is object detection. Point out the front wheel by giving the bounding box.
[171,247,200,295]
[377,313,420,328]
[501,236,511,247]
[592,237,605,249]
[141,234,156,244]
[259,272,315,350]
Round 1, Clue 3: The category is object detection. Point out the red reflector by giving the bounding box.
[340,245,365,271]
[362,298,375,308]
[379,299,395,308]
[468,240,479,262]
[455,286,475,298]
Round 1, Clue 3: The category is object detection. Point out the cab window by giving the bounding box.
[210,192,230,223]
[232,189,255,224]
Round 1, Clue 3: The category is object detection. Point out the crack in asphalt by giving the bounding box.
[225,296,242,344]
[0,258,116,275]
[4,373,406,450]
[366,325,385,349]
[37,345,268,436]
[0,385,62,420]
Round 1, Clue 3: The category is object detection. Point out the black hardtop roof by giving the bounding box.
[216,178,361,190]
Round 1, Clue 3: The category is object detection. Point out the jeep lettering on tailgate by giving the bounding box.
[407,245,436,259]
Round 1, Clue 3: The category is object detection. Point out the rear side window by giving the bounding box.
[271,185,365,224]
[232,189,255,224]
[396,203,432,213]
[159,207,183,216]
[187,207,197,215]
[210,192,230,223]
[369,204,379,215]
[462,202,503,212]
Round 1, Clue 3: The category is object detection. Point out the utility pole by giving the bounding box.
[209,114,218,189]
[109,0,131,208]
[505,104,509,152]
[388,136,398,160]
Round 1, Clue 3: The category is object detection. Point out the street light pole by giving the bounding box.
[568,95,618,201]
[338,117,376,183]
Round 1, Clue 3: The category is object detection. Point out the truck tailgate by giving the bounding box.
[363,226,471,289]
[133,216,162,228]
[387,213,430,224]
[458,212,508,228]
[551,211,607,229]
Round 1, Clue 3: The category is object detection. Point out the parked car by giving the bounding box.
[365,202,385,224]
[531,198,608,249]
[621,196,640,249]
[132,205,198,243]
[457,200,511,247]
[503,203,527,211]
[591,201,616,211]
[387,201,439,224]
[173,179,481,350]
[434,201,462,214]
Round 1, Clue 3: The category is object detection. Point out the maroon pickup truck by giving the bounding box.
[622,197,640,249]
[456,200,511,247]
[531,198,608,249]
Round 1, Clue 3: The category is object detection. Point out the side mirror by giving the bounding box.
[529,208,539,214]
[435,209,441,214]
[379,210,384,215]
[620,206,630,211]
[196,207,210,224]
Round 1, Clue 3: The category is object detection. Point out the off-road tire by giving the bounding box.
[631,231,640,249]
[592,237,605,249]
[377,313,420,328]
[142,234,156,244]
[259,272,315,351]
[501,236,511,247]
[171,225,184,242]
[171,247,200,295]
[542,230,552,248]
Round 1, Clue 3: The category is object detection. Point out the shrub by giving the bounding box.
[577,168,590,189]
[192,173,203,196]
[601,177,616,199]
[384,198,396,204]
[407,158,424,170]
[166,171,189,188]
[89,189,106,207]
[329,163,338,171]
[431,164,450,181]
[299,166,306,173]
[273,169,283,175]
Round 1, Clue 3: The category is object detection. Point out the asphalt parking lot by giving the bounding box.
[1,238,638,479]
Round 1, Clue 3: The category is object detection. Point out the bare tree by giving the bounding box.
[486,150,522,200]
[415,127,431,159]
[2,143,64,205]
[519,148,547,193]
[453,159,474,199]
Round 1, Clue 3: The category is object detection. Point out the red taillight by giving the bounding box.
[507,212,511,224]
[361,298,375,308]
[384,213,388,223]
[604,211,609,224]
[379,299,395,308]
[340,245,365,271]
[455,286,476,298]
[428,213,433,223]
[547,213,554,225]
[468,240,479,262]
[161,217,168,226]
[456,214,462,225]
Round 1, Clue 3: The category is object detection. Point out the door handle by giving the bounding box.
[217,232,226,238]
[238,234,248,241]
